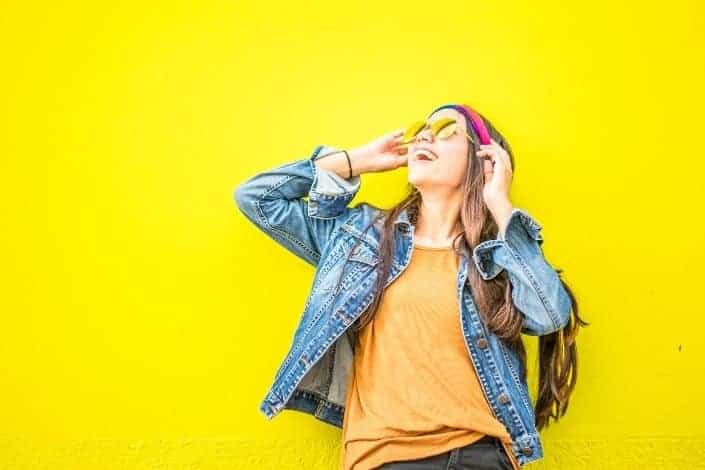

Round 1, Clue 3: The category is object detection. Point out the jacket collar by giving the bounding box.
[391,205,471,261]
[392,205,413,227]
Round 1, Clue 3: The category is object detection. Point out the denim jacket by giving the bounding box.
[233,144,572,466]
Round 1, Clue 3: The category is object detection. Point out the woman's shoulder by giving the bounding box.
[345,202,386,228]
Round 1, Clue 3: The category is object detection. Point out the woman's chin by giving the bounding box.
[408,166,434,186]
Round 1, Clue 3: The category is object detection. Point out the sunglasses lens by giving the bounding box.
[433,118,457,139]
[401,121,426,143]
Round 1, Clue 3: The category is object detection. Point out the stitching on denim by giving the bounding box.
[281,392,344,428]
[460,290,530,442]
[471,239,505,279]
[294,389,344,412]
[341,222,381,250]
[279,312,354,404]
[500,344,532,412]
[316,243,343,279]
[276,272,380,407]
[309,190,353,201]
[502,241,561,333]
[516,209,543,239]
[300,260,367,340]
[325,341,336,397]
[253,175,320,263]
[308,148,358,217]
[269,243,348,384]
[306,202,346,220]
[294,236,378,375]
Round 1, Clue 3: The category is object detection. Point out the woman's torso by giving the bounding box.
[341,243,520,470]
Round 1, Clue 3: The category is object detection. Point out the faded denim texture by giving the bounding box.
[234,145,572,466]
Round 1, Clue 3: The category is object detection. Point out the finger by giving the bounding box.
[482,155,498,167]
[477,149,503,167]
[481,157,494,180]
[481,138,501,149]
[498,150,511,171]
[479,155,495,166]
[393,130,407,142]
[486,138,510,164]
[489,155,502,171]
[493,145,512,171]
[383,129,403,144]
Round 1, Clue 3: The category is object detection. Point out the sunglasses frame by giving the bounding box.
[399,117,475,146]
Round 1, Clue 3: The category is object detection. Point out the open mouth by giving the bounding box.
[414,149,438,162]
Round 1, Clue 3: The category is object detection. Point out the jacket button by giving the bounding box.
[498,392,510,404]
[521,446,533,456]
[476,337,488,348]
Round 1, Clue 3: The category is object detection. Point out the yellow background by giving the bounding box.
[2,1,704,468]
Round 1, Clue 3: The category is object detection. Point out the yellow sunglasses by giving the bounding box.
[398,117,475,146]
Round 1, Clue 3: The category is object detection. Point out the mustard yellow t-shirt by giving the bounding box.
[340,242,520,470]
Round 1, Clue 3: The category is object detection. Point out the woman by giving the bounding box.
[234,102,588,469]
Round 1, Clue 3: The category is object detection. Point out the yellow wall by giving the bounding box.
[2,1,704,468]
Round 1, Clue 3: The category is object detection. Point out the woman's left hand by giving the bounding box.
[477,138,513,209]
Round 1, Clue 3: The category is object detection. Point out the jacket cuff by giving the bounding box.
[472,208,544,280]
[307,145,361,219]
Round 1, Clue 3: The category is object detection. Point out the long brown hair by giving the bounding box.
[335,107,589,430]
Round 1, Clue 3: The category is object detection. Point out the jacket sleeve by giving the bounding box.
[472,208,572,336]
[233,145,362,267]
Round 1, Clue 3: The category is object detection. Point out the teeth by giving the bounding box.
[415,150,436,161]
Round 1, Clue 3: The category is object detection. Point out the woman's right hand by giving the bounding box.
[349,128,410,174]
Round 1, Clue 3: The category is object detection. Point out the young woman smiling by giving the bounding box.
[235,103,588,469]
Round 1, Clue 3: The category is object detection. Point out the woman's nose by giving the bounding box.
[416,126,433,143]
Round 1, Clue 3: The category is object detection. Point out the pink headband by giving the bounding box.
[427,103,492,145]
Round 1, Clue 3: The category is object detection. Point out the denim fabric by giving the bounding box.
[233,145,572,466]
[376,435,514,470]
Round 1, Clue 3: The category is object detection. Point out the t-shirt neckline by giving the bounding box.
[413,242,455,251]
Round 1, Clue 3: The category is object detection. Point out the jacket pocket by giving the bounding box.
[313,231,380,296]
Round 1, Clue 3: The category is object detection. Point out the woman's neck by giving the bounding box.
[413,194,464,246]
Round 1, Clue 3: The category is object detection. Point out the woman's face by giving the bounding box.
[407,108,471,191]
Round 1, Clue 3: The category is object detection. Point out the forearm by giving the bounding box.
[486,197,515,240]
[234,144,362,266]
[313,148,368,179]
